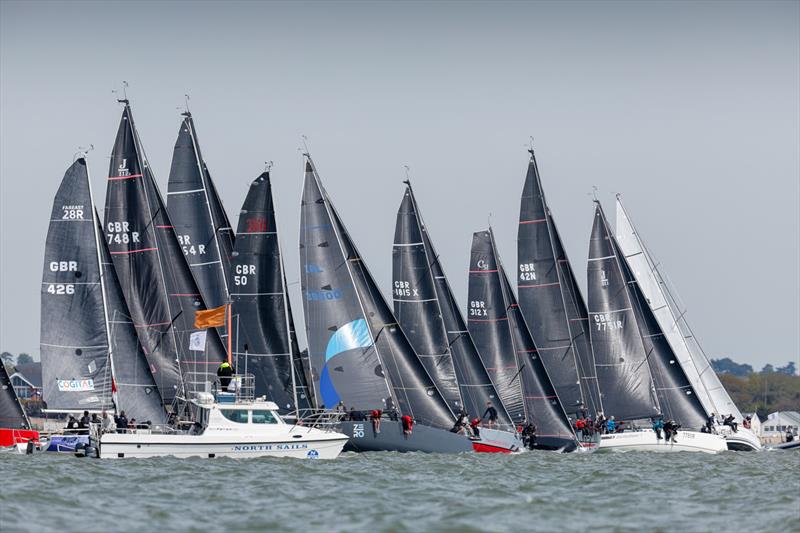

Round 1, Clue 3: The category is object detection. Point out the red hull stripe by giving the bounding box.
[472,442,513,454]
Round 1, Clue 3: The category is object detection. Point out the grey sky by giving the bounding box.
[1,1,798,369]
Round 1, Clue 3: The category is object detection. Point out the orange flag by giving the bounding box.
[194,304,226,329]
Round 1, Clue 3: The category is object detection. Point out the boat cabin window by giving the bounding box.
[251,410,278,424]
[220,409,249,424]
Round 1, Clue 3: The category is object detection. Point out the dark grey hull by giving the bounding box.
[340,421,473,453]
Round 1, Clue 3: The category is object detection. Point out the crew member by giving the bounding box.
[401,414,414,438]
[217,361,234,392]
[469,418,481,438]
[606,416,616,433]
[370,409,382,434]
[652,417,664,440]
[482,402,498,429]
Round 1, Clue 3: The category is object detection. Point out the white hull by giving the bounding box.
[598,429,727,453]
[98,431,348,459]
[717,427,762,451]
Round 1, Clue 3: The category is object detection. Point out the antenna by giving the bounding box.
[112,81,129,104]
[264,160,273,173]
[528,136,535,156]
[487,212,493,229]
[74,144,94,162]
[181,94,191,116]
[590,186,599,202]
[403,164,411,185]
[300,134,310,155]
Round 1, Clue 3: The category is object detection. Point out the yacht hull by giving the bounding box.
[598,429,726,453]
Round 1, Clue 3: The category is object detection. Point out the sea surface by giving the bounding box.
[1,449,798,532]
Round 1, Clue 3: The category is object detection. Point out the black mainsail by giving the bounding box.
[587,202,659,421]
[104,102,226,404]
[231,172,313,414]
[469,229,577,445]
[166,112,234,310]
[517,150,601,417]
[300,158,454,429]
[0,360,30,429]
[97,214,167,424]
[41,158,113,412]
[394,184,512,425]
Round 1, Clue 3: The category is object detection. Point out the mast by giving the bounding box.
[587,201,660,421]
[517,148,602,416]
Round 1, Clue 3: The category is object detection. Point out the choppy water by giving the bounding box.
[1,450,798,532]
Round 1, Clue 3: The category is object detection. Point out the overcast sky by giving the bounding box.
[1,1,797,369]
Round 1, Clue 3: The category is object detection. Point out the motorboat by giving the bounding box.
[92,391,349,459]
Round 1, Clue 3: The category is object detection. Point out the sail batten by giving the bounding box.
[517,151,601,416]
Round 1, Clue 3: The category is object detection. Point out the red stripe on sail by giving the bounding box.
[519,218,546,224]
[108,174,143,181]
[519,282,560,288]
[110,247,158,255]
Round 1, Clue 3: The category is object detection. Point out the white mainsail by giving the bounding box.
[614,196,742,421]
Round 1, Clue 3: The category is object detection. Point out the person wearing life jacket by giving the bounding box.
[451,411,468,434]
[401,414,414,438]
[606,416,616,433]
[482,402,498,429]
[742,416,752,430]
[217,361,234,392]
[370,409,382,434]
[652,417,664,440]
[469,418,481,438]
[575,418,586,439]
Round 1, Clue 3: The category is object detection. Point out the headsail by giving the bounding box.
[41,158,113,412]
[231,172,313,414]
[104,103,226,404]
[517,150,601,416]
[394,184,511,425]
[587,202,659,421]
[300,158,454,429]
[166,113,234,310]
[614,197,740,420]
[0,359,30,429]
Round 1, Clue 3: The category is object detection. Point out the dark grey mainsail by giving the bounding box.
[395,183,512,426]
[96,213,166,424]
[0,359,30,429]
[470,228,577,446]
[613,237,707,428]
[41,158,113,412]
[300,158,454,429]
[517,150,601,417]
[231,172,313,415]
[467,230,525,421]
[392,186,462,412]
[166,112,234,311]
[104,102,226,404]
[587,202,659,421]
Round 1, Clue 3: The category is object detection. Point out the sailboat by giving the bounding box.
[588,201,726,453]
[104,101,227,406]
[615,196,761,451]
[41,157,167,452]
[468,228,587,451]
[0,359,41,452]
[166,111,235,310]
[300,156,497,452]
[392,183,521,452]
[517,149,602,418]
[230,171,315,416]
